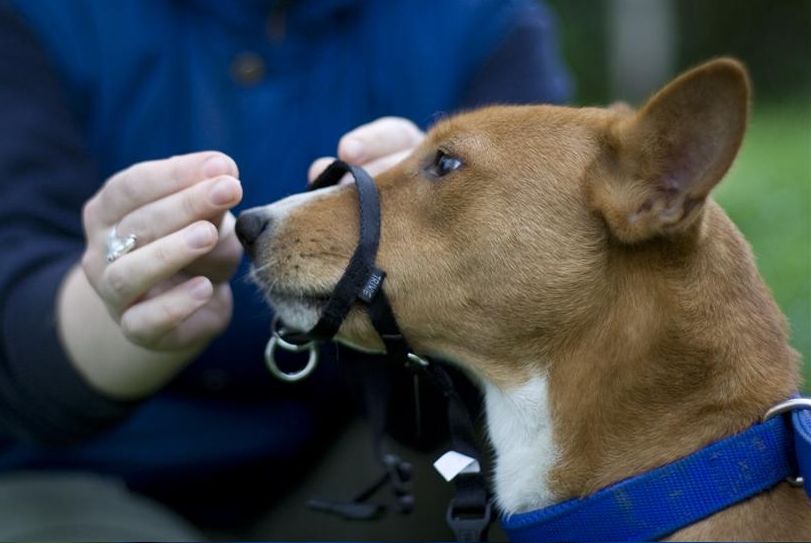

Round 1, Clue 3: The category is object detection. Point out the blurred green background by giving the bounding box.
[544,0,811,387]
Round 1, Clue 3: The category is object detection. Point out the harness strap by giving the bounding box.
[415,363,493,542]
[285,160,382,343]
[290,160,492,541]
[306,351,415,520]
[366,275,411,363]
[502,411,808,542]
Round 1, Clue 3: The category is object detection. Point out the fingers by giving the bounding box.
[85,151,238,230]
[119,276,212,345]
[308,157,337,184]
[184,212,244,282]
[112,174,242,248]
[352,149,413,178]
[337,117,424,164]
[308,117,425,184]
[75,152,243,355]
[119,278,233,350]
[308,148,414,186]
[81,152,242,287]
[93,221,220,316]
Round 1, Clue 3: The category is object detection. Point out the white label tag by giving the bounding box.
[433,450,481,482]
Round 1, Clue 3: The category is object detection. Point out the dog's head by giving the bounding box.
[237,59,753,389]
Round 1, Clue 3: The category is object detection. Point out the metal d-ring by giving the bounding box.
[407,353,430,367]
[264,318,319,382]
[764,397,811,487]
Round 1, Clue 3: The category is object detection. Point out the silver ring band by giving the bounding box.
[106,225,137,263]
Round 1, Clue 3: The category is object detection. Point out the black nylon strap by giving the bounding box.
[285,160,381,343]
[283,160,492,541]
[367,285,411,364]
[417,363,492,541]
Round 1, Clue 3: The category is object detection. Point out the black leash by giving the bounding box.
[271,160,493,541]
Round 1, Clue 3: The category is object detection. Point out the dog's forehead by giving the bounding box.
[428,105,616,151]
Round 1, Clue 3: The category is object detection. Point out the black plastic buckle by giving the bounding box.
[307,454,415,521]
[383,454,415,514]
[446,499,493,542]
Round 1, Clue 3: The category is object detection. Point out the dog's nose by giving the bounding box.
[235,210,272,258]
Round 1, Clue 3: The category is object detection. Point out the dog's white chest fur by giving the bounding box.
[484,375,558,514]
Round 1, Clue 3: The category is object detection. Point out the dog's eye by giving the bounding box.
[427,150,463,178]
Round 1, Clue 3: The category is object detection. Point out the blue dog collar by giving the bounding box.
[502,397,811,542]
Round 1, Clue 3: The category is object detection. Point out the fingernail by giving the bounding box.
[209,177,240,206]
[203,155,233,178]
[186,223,216,249]
[341,138,365,162]
[189,277,213,301]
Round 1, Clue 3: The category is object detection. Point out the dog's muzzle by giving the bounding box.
[236,160,419,380]
[236,161,494,541]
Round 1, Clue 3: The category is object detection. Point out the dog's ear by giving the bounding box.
[593,58,750,243]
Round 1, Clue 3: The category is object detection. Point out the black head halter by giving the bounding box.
[277,160,410,363]
[267,160,493,542]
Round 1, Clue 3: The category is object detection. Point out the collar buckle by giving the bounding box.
[764,397,811,487]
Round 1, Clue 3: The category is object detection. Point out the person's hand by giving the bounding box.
[308,116,425,183]
[80,151,243,352]
[57,151,243,398]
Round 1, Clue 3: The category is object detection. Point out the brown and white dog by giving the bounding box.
[237,59,810,540]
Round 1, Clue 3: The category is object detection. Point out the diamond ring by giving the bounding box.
[106,225,137,263]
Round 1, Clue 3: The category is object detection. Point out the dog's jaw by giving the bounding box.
[261,289,322,333]
[484,374,559,515]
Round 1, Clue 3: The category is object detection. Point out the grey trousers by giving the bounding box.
[0,418,505,541]
[0,471,203,541]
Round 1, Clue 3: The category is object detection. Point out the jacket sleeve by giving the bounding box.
[0,2,138,445]
[460,0,573,108]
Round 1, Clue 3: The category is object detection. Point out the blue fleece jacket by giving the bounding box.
[0,0,570,525]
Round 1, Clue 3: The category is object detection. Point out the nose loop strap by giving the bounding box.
[270,160,410,362]
[299,160,383,343]
[266,160,494,541]
[267,159,410,376]
[268,160,387,355]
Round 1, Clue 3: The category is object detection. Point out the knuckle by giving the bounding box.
[182,191,201,219]
[153,241,173,268]
[81,198,100,230]
[121,214,146,241]
[102,264,132,301]
[167,154,186,188]
[80,250,93,273]
[122,300,188,347]
[80,250,98,281]
[119,312,149,345]
[157,299,189,329]
[113,166,141,203]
